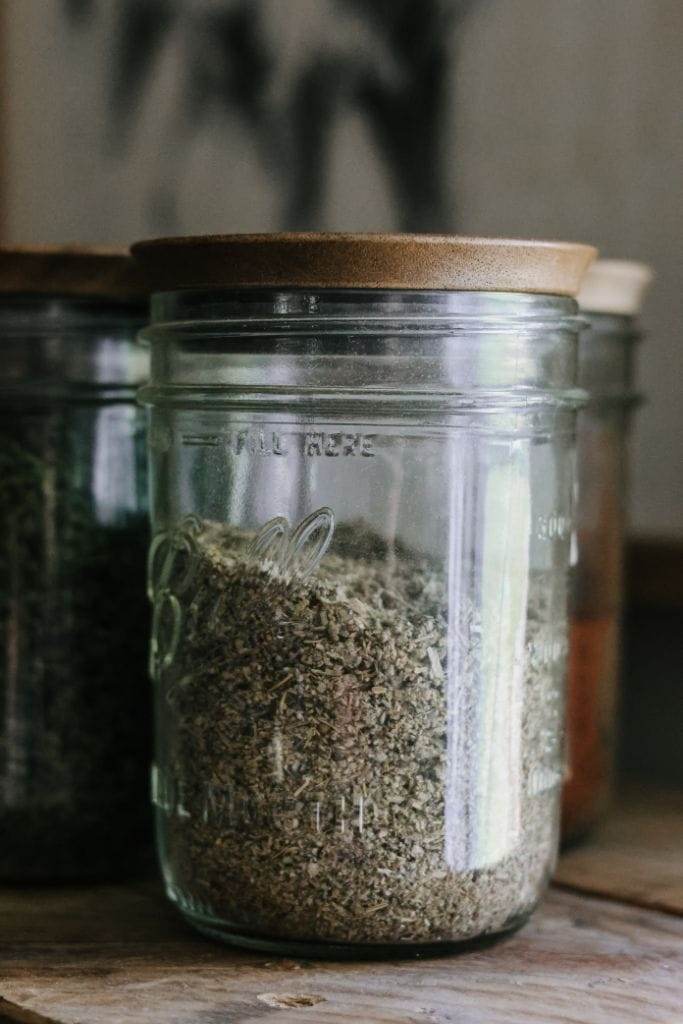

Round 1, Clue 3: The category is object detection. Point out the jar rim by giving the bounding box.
[145,287,580,338]
[132,232,597,297]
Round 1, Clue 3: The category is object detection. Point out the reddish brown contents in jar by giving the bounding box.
[562,613,619,843]
[561,401,625,846]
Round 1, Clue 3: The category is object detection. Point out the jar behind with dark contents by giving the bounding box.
[562,260,653,845]
[0,247,152,880]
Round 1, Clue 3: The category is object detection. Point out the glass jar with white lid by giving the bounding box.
[563,258,653,844]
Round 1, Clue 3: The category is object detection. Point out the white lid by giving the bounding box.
[578,259,654,316]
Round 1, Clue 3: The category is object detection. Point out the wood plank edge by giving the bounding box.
[0,998,60,1024]
[551,879,683,919]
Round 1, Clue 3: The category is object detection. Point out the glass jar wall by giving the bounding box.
[562,260,652,843]
[0,250,151,880]
[135,234,595,956]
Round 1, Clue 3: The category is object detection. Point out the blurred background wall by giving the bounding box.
[2,0,682,540]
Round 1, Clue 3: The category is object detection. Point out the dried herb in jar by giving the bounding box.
[156,520,562,947]
[0,413,152,880]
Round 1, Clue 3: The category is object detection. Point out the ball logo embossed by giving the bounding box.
[248,507,335,580]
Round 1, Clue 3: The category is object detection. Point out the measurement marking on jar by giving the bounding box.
[527,765,563,796]
[527,629,568,668]
[535,511,573,541]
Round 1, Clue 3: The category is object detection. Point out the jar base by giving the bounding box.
[180,906,534,961]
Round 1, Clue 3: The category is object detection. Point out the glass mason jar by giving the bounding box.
[134,234,595,955]
[562,260,652,844]
[0,247,151,880]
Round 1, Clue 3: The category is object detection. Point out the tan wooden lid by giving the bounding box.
[132,233,597,296]
[0,245,147,300]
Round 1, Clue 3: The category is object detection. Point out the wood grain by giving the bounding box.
[0,884,681,1024]
[555,784,683,916]
[1,787,681,1024]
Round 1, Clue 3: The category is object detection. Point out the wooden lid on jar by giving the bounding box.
[0,245,147,300]
[132,233,597,297]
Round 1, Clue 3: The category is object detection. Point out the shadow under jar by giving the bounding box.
[0,247,151,881]
[134,233,595,957]
[562,260,653,845]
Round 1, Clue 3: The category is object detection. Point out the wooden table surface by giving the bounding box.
[1,785,681,1024]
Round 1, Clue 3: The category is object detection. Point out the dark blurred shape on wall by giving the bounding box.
[4,0,683,540]
[63,0,479,231]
